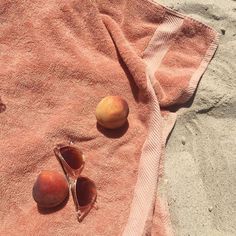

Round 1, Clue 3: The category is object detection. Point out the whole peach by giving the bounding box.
[95,96,129,129]
[32,170,69,208]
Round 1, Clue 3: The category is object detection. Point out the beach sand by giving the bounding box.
[157,0,236,235]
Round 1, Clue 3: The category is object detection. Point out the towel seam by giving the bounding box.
[147,0,219,33]
[185,32,220,101]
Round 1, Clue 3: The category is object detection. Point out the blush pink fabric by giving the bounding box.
[0,0,219,235]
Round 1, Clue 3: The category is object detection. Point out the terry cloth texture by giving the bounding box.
[0,0,219,235]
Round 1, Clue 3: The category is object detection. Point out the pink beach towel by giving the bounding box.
[0,0,219,235]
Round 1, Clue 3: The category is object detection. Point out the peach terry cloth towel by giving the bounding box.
[0,0,219,235]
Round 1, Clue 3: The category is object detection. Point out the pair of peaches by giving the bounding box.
[32,96,129,217]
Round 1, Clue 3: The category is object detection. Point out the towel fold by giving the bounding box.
[0,0,219,235]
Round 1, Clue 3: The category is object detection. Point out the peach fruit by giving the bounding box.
[95,96,129,129]
[32,170,69,208]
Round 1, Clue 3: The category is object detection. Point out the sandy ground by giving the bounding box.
[156,0,236,235]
